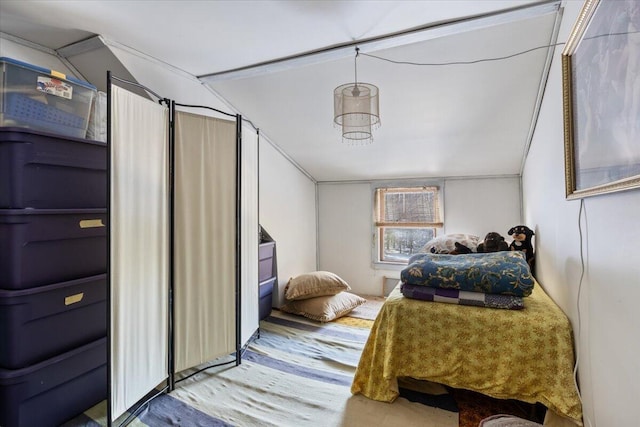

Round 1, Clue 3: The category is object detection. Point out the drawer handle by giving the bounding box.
[79,219,105,228]
[65,293,84,306]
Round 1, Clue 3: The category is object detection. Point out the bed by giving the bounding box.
[351,252,583,426]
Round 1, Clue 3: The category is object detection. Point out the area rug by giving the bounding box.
[346,295,386,320]
[64,310,458,427]
[64,303,547,427]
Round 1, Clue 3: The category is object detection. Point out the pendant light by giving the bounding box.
[333,47,380,145]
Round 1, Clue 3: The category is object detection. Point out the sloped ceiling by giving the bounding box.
[0,0,562,181]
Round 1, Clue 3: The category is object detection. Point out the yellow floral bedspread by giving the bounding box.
[351,281,583,425]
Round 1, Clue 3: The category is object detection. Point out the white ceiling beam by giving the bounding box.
[199,0,560,83]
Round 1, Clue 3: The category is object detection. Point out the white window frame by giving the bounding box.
[372,182,444,268]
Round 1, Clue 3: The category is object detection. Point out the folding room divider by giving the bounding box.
[106,74,259,426]
[173,108,239,373]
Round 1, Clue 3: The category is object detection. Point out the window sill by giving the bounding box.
[372,261,407,271]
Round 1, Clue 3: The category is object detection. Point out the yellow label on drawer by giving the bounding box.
[65,293,84,305]
[79,219,105,228]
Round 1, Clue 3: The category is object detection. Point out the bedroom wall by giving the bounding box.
[318,176,521,296]
[259,142,317,307]
[522,2,640,426]
[0,36,82,81]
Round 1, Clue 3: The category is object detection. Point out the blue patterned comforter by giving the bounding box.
[400,251,534,297]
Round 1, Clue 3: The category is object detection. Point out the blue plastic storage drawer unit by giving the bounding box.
[0,208,107,289]
[0,57,97,139]
[0,274,107,369]
[259,277,275,320]
[0,127,107,209]
[259,241,275,282]
[0,337,107,427]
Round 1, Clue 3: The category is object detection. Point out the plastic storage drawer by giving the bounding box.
[0,337,106,427]
[259,277,275,320]
[0,209,107,289]
[0,127,107,209]
[259,241,275,282]
[0,274,107,369]
[0,57,97,139]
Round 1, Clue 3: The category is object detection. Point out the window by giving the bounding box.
[374,186,442,264]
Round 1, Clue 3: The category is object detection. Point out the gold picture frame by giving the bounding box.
[562,0,640,199]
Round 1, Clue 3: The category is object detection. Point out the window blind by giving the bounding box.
[375,186,443,228]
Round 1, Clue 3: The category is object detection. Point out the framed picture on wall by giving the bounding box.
[561,0,640,199]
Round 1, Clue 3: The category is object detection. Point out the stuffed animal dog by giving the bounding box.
[508,225,535,267]
[476,232,509,253]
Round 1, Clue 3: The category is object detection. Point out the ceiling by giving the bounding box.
[0,0,562,182]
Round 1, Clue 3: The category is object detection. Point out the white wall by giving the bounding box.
[0,37,82,80]
[106,41,233,115]
[259,142,317,307]
[318,183,378,294]
[444,177,522,236]
[522,2,640,426]
[318,176,522,296]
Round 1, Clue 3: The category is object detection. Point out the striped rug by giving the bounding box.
[65,310,458,427]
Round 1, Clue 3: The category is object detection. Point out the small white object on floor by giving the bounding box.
[479,414,543,427]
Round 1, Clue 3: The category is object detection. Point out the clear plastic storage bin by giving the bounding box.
[0,57,97,139]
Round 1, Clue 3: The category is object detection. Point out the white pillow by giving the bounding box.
[420,234,480,254]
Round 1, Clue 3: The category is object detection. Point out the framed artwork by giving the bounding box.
[562,0,640,199]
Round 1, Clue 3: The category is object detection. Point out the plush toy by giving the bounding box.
[452,242,473,254]
[429,241,473,255]
[476,232,509,253]
[508,225,535,268]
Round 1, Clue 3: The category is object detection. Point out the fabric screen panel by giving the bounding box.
[174,111,237,372]
[110,86,169,420]
[241,125,259,346]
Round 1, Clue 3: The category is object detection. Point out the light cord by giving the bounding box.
[354,46,360,86]
[575,198,595,427]
[358,30,638,67]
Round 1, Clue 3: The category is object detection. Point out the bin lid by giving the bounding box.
[0,337,106,382]
[0,274,106,299]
